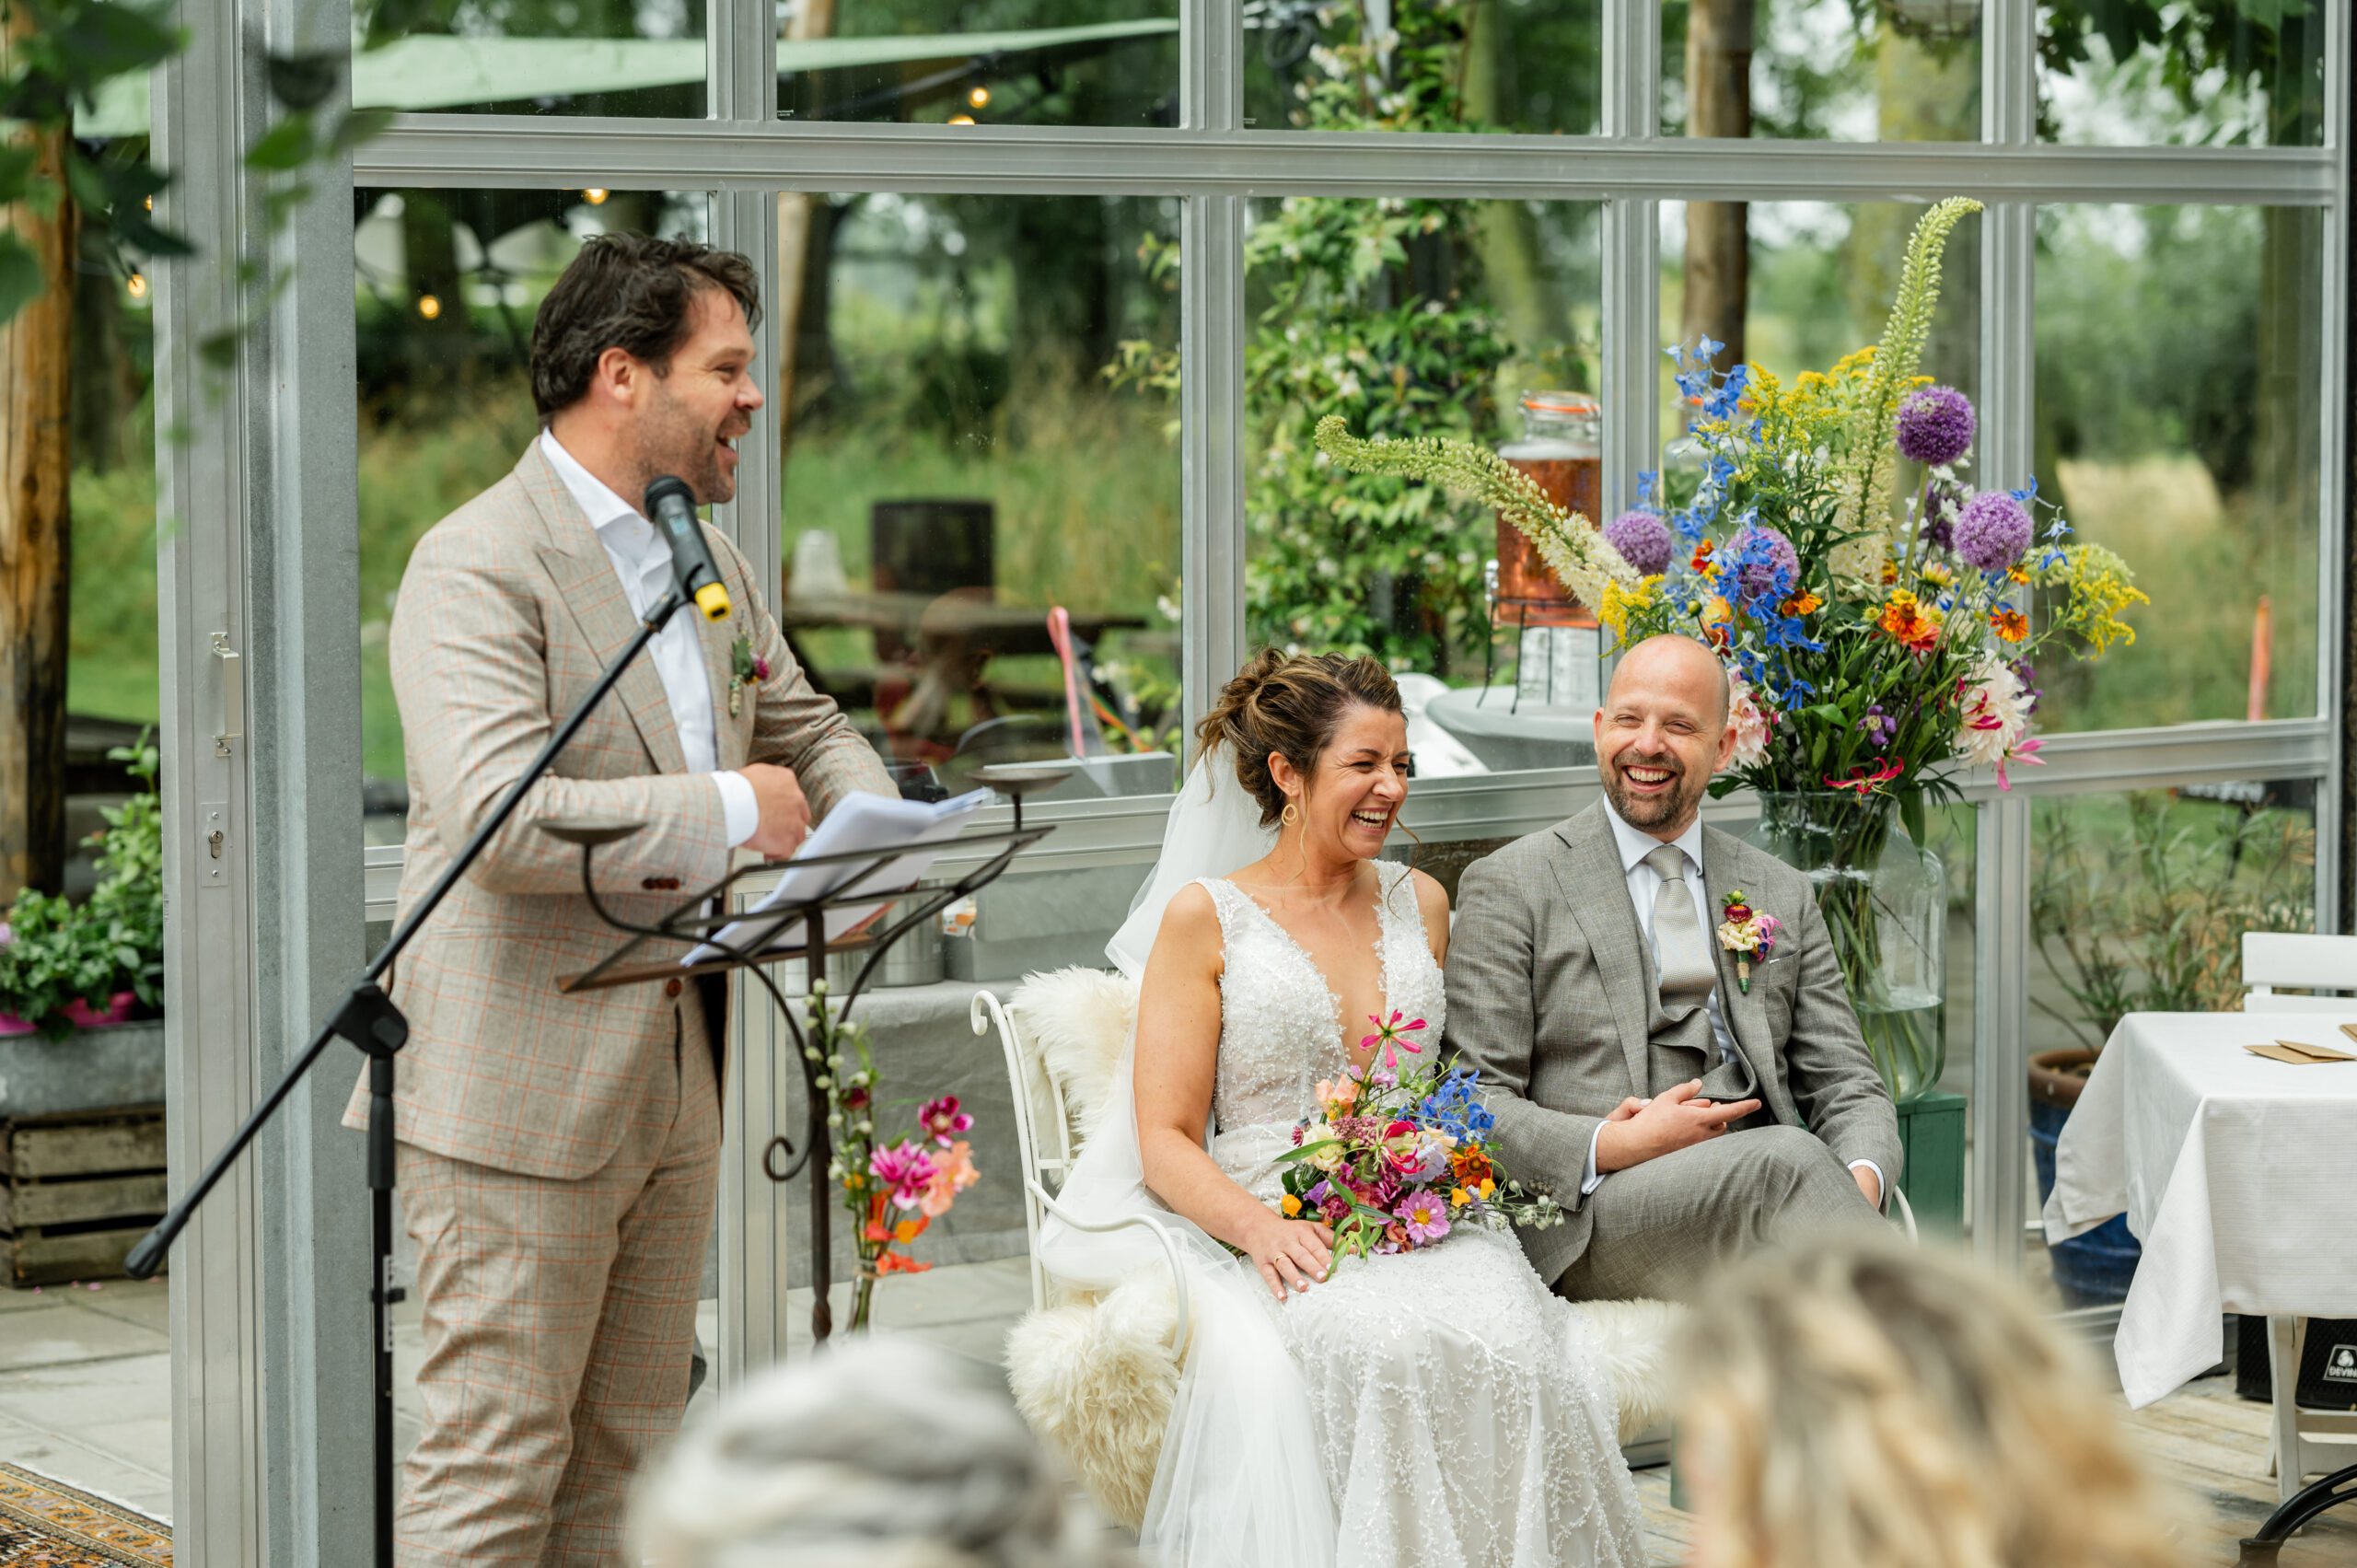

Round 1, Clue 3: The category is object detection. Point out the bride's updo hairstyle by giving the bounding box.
[1194,648,1403,828]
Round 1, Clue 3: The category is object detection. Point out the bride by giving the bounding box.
[1039,650,1644,1568]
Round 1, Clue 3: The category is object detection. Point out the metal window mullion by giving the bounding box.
[1972,791,2031,1274]
[707,180,795,1384]
[354,120,2340,205]
[153,11,265,1565]
[1599,0,1658,140]
[1982,0,2037,146]
[1179,193,1246,741]
[708,0,774,123]
[2316,0,2349,935]
[1182,0,1242,134]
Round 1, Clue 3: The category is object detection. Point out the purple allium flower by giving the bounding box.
[1730,524,1800,604]
[1603,509,1674,576]
[1897,385,1976,467]
[1953,491,2033,574]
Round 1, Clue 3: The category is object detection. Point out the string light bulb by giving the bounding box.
[584,188,610,205]
[947,113,976,126]
[966,85,991,109]
[416,294,443,320]
[125,272,148,299]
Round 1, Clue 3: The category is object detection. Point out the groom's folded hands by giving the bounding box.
[1593,1079,1763,1174]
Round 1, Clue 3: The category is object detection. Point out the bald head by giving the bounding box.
[1608,634,1731,728]
[1594,634,1737,839]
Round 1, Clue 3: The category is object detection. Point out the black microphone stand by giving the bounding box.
[125,585,694,1568]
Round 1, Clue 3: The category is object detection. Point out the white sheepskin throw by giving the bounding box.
[1005,1272,1183,1532]
[1572,1295,1685,1446]
[1009,967,1138,1138]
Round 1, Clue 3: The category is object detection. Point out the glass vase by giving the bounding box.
[1745,791,1946,1103]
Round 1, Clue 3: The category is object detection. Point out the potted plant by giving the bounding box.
[0,738,167,1117]
[2029,790,2313,1305]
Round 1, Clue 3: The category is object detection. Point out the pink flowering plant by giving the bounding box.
[1277,1036,1562,1274]
[804,984,981,1331]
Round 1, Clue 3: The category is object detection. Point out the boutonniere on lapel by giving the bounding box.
[1715,891,1784,994]
[727,634,770,718]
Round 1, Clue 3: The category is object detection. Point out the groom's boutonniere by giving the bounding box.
[1715,891,1784,994]
[727,634,770,718]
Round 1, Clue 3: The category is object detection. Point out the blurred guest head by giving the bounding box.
[629,1334,1127,1568]
[1674,1233,2187,1568]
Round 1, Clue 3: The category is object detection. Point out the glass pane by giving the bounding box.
[2029,204,2323,733]
[1663,0,1980,141]
[775,192,1182,799]
[2037,1,2326,146]
[2022,780,2317,1309]
[1241,196,1603,778]
[784,1,1178,128]
[354,0,709,117]
[1658,199,1982,452]
[355,188,712,845]
[1243,0,1602,135]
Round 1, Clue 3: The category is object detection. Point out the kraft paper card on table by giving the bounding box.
[2244,1038,2357,1065]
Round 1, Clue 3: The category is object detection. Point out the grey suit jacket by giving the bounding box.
[1444,799,1902,1284]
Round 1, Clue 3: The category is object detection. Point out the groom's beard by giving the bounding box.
[1600,752,1703,832]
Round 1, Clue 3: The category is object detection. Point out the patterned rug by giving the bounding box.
[0,1465,170,1566]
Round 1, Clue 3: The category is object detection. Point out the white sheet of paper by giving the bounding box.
[683,787,993,966]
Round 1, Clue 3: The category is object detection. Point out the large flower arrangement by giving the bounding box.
[1317,198,2149,1098]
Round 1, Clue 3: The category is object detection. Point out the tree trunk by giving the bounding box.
[1680,0,1751,375]
[0,14,75,900]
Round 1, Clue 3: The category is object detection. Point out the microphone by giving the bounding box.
[643,475,733,622]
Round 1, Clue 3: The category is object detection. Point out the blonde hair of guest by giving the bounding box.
[1675,1234,2189,1568]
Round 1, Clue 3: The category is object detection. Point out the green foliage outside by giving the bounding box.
[2031,789,2316,1050]
[0,736,163,1037]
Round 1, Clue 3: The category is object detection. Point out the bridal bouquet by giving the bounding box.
[1278,1014,1562,1272]
[807,984,981,1331]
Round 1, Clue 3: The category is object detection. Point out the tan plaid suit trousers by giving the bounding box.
[346,443,893,1565]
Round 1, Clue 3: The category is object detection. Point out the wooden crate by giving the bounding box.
[0,1105,168,1287]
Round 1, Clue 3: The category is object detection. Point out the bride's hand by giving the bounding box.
[1239,1209,1335,1302]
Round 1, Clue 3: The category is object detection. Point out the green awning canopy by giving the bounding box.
[74,18,1178,140]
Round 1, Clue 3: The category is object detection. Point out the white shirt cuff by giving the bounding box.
[1848,1158,1886,1210]
[713,771,760,848]
[1581,1123,1608,1197]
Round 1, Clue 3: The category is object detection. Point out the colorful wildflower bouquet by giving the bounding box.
[1314,198,2147,1100]
[805,984,981,1331]
[1279,1014,1562,1272]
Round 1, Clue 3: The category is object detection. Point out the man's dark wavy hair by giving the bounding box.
[528,234,762,424]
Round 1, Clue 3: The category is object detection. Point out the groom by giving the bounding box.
[1446,633,1900,1302]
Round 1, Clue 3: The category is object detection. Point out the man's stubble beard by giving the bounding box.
[1599,758,1705,835]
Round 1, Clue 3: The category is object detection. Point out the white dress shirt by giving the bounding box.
[1582,796,1884,1206]
[540,430,759,847]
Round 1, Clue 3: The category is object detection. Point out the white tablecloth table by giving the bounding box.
[2043,1012,2357,1423]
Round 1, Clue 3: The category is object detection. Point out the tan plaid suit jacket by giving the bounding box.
[343,442,893,1180]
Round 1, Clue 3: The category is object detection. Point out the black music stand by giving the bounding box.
[553,761,1066,1343]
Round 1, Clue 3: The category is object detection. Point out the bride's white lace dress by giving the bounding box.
[1193,871,1644,1568]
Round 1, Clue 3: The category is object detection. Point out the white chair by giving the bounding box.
[2240,931,2357,1499]
[973,967,1688,1529]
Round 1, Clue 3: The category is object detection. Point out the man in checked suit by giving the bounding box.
[1446,633,1899,1303]
[344,235,893,1565]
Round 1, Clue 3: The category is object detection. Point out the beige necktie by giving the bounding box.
[1644,843,1716,1016]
